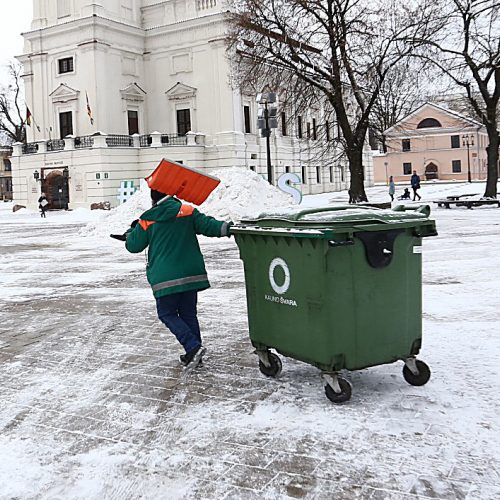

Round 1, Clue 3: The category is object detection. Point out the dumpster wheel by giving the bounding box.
[403,359,431,386]
[323,374,352,403]
[257,352,282,377]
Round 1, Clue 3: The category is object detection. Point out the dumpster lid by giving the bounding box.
[240,204,433,228]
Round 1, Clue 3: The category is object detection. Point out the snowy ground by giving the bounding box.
[0,181,499,499]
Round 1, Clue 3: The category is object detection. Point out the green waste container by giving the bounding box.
[232,204,438,403]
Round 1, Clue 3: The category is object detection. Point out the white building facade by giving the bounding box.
[13,0,373,210]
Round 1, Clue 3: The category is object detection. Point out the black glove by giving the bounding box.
[130,219,139,228]
[110,233,127,241]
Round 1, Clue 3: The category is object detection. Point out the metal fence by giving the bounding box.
[139,134,188,146]
[46,139,65,152]
[75,136,94,149]
[161,134,187,146]
[22,143,39,154]
[106,135,133,147]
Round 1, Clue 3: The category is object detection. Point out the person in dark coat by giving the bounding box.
[411,171,421,201]
[399,188,411,200]
[38,193,48,218]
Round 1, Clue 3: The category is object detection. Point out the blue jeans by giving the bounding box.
[156,290,201,354]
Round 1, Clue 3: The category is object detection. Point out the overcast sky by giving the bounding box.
[0,0,33,81]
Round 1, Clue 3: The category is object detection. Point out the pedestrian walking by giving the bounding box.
[38,193,48,218]
[123,189,233,369]
[388,176,395,201]
[411,171,421,201]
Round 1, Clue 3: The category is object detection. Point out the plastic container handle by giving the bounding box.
[393,204,431,217]
[292,205,377,220]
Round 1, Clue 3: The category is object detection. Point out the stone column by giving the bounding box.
[12,143,23,157]
[64,136,75,151]
[150,131,162,147]
[132,134,141,148]
[92,132,108,148]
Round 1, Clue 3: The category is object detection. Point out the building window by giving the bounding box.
[307,122,311,139]
[312,118,317,140]
[329,166,333,183]
[243,105,251,133]
[316,166,321,183]
[402,139,411,152]
[297,116,303,138]
[403,162,412,175]
[59,111,73,139]
[58,57,74,74]
[452,160,462,173]
[325,121,330,141]
[176,109,191,136]
[451,135,460,148]
[3,159,11,172]
[281,112,287,136]
[127,110,139,135]
[417,117,442,129]
[249,165,255,171]
[301,165,307,184]
[285,166,290,173]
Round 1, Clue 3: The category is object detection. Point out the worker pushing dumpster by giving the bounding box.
[231,205,438,403]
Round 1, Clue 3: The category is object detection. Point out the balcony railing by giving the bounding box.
[75,136,94,149]
[139,135,152,147]
[161,134,188,146]
[14,132,201,156]
[106,135,133,147]
[22,143,39,154]
[140,134,188,147]
[47,139,65,152]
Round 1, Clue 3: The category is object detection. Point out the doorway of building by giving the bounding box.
[425,162,439,180]
[41,170,69,209]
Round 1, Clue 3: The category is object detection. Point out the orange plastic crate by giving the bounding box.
[145,159,220,206]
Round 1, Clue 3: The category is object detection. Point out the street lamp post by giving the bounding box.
[257,92,278,184]
[384,162,388,185]
[462,134,474,183]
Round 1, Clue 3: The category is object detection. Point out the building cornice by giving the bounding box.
[387,125,485,139]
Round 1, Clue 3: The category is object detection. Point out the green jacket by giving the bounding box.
[125,196,231,298]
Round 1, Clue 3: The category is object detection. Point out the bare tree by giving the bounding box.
[229,0,439,201]
[0,62,26,144]
[417,0,500,198]
[370,60,438,152]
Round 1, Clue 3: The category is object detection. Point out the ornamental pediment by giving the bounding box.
[49,83,80,103]
[385,102,483,135]
[120,82,147,101]
[165,82,197,101]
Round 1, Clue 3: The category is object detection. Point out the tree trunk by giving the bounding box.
[346,146,368,202]
[484,129,499,198]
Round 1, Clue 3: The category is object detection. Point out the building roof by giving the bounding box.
[384,102,484,135]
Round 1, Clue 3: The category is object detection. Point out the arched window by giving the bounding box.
[417,118,442,129]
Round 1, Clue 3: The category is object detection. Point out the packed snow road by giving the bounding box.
[0,182,499,499]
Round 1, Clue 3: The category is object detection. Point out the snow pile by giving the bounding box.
[81,167,295,238]
[201,167,294,221]
[79,188,151,237]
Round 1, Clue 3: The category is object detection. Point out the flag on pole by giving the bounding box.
[26,107,32,127]
[86,91,94,125]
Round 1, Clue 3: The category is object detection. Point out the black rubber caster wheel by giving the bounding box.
[403,360,431,386]
[258,352,282,377]
[325,377,352,403]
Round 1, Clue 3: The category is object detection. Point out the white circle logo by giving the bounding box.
[269,258,290,295]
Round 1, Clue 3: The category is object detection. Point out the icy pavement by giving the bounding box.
[0,182,499,499]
